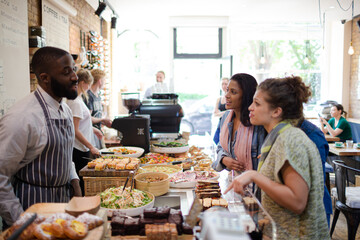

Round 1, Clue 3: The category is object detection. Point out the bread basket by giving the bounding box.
[135,172,170,196]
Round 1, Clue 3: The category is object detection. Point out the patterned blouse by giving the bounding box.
[260,127,329,239]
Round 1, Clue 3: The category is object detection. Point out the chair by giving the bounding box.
[330,160,360,240]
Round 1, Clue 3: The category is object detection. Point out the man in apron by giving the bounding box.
[0,47,82,226]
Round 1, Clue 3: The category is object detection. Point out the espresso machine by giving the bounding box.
[139,93,184,139]
[111,93,151,153]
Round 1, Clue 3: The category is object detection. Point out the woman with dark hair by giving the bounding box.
[320,104,352,142]
[212,73,266,175]
[225,76,329,239]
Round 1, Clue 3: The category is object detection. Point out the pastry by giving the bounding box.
[33,222,56,240]
[76,212,104,230]
[62,220,88,239]
[50,218,66,238]
[115,163,126,170]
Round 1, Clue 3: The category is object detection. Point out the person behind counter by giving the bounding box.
[225,76,329,239]
[0,46,82,226]
[83,69,112,149]
[211,73,266,175]
[144,71,169,98]
[320,104,352,142]
[67,69,103,196]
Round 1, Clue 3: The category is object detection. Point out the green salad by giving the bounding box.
[100,187,152,209]
[157,141,188,147]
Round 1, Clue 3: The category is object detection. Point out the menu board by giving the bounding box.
[0,0,29,117]
[42,0,69,51]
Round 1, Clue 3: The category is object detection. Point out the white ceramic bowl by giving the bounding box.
[152,145,189,154]
[101,190,154,216]
[101,146,144,158]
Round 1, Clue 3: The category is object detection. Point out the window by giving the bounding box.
[173,27,222,58]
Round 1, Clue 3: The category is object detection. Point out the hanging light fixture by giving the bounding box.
[348,0,355,55]
[95,1,107,17]
[260,41,266,64]
[304,41,311,64]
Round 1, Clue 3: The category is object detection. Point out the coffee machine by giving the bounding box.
[111,93,150,153]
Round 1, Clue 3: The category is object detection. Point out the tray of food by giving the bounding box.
[137,164,183,176]
[140,152,176,164]
[80,157,141,177]
[2,203,107,240]
[109,206,194,238]
[152,141,189,154]
[169,171,219,188]
[101,146,144,158]
[100,186,154,217]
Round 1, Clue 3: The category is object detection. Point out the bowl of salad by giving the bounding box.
[100,186,154,216]
[152,141,189,154]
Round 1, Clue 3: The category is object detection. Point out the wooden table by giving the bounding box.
[329,143,360,156]
[325,134,340,142]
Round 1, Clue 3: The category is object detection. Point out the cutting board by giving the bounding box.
[80,166,133,177]
[1,203,108,240]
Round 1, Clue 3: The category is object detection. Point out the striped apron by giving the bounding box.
[13,89,75,210]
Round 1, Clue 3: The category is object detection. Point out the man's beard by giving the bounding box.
[51,76,78,100]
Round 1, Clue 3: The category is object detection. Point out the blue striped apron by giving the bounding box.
[13,89,74,210]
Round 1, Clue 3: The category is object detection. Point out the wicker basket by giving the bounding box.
[135,172,170,196]
[83,176,133,196]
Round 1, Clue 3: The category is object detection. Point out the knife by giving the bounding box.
[7,213,37,240]
[100,151,115,155]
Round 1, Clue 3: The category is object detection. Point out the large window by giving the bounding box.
[173,27,222,58]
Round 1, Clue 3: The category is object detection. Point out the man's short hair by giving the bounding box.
[90,69,106,84]
[157,71,165,78]
[31,47,69,80]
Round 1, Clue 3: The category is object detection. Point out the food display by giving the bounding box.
[87,157,140,171]
[155,141,188,147]
[170,171,219,188]
[4,212,103,240]
[100,187,153,209]
[103,146,144,158]
[152,142,190,154]
[138,164,182,175]
[195,180,222,199]
[140,153,175,164]
[110,207,192,236]
[135,172,170,197]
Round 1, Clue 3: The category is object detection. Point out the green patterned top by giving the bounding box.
[260,127,329,239]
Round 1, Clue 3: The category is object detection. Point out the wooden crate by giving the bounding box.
[84,176,133,196]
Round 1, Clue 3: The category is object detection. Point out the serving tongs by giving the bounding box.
[7,213,37,240]
[122,170,136,193]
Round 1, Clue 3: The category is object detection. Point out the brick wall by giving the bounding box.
[27,0,105,55]
[349,16,360,118]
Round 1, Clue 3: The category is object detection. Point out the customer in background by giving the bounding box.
[144,71,169,98]
[213,77,229,118]
[320,104,352,142]
[212,73,266,176]
[0,46,81,225]
[67,69,103,196]
[83,69,112,149]
[213,77,229,144]
[226,76,329,239]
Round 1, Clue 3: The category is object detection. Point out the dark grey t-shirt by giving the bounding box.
[83,90,102,129]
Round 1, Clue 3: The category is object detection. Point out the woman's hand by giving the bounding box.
[319,117,327,125]
[101,118,113,128]
[93,127,104,140]
[222,157,245,171]
[224,170,256,195]
[90,146,100,157]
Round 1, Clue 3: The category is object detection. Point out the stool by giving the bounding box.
[325,162,334,191]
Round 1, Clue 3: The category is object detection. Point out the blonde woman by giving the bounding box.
[67,69,102,195]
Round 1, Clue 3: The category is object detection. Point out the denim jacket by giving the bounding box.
[212,111,266,172]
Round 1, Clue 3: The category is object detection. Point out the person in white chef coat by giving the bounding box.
[144,70,169,98]
[0,46,82,226]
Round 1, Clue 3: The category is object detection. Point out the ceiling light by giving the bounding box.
[329,6,335,9]
[348,41,354,55]
[95,2,106,17]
